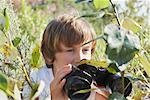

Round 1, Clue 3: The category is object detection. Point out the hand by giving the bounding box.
[50,64,72,100]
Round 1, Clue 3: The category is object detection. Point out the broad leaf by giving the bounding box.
[0,43,18,58]
[108,92,127,100]
[12,37,21,47]
[4,8,10,32]
[121,18,142,33]
[73,88,96,95]
[0,72,8,91]
[30,81,45,100]
[104,24,140,66]
[93,0,109,10]
[30,44,40,67]
[79,59,108,68]
[138,54,150,77]
[107,62,120,74]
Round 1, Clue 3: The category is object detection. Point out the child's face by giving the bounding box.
[53,42,93,73]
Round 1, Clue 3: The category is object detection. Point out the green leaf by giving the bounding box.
[12,37,21,47]
[138,54,150,77]
[107,62,120,74]
[73,88,96,95]
[104,24,141,66]
[30,44,40,67]
[0,72,8,91]
[79,59,108,68]
[31,81,45,100]
[121,18,142,33]
[4,8,10,32]
[30,83,39,99]
[108,92,127,100]
[93,0,109,10]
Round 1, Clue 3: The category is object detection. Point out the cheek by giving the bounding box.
[62,54,74,64]
[55,53,73,65]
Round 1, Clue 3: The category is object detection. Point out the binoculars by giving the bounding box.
[64,64,132,100]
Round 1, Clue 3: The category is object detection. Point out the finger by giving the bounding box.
[55,64,72,82]
[59,78,66,90]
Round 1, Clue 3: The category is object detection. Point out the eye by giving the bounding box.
[82,48,91,53]
[83,49,89,52]
[66,49,74,52]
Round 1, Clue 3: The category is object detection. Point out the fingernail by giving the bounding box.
[68,64,72,69]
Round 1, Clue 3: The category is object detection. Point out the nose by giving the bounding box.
[73,51,84,64]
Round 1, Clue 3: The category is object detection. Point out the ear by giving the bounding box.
[44,56,53,65]
[41,50,54,65]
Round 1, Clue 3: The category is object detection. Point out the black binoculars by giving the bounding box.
[64,64,132,100]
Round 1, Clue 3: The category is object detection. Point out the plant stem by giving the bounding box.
[121,71,125,94]
[109,0,121,26]
[82,35,103,46]
[17,47,33,89]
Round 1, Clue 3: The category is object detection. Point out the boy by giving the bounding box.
[23,14,109,100]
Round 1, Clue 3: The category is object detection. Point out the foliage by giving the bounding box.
[0,0,149,99]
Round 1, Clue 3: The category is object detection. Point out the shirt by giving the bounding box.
[22,65,53,100]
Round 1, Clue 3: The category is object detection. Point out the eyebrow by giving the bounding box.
[82,44,92,48]
[82,40,94,47]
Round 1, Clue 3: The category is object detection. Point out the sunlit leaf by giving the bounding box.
[14,84,21,100]
[93,0,109,10]
[4,8,10,32]
[0,72,8,91]
[108,92,127,100]
[0,90,8,100]
[73,88,96,95]
[7,78,15,93]
[30,44,40,68]
[79,59,108,68]
[12,37,21,47]
[30,81,45,100]
[0,43,18,58]
[104,24,141,66]
[107,62,120,74]
[121,18,142,33]
[30,83,39,99]
[138,54,150,77]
